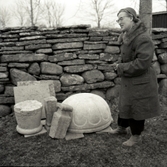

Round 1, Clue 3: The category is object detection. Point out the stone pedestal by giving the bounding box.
[14,100,43,135]
[44,96,57,131]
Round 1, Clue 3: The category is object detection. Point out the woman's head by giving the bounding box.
[117,7,139,32]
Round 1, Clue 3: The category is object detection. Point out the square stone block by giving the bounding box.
[17,80,55,96]
[14,82,55,118]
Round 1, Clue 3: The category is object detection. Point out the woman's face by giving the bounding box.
[117,11,133,32]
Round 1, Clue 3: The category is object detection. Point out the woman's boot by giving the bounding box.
[122,135,141,146]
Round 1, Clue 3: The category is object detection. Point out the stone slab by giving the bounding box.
[96,126,113,134]
[65,132,84,140]
[44,96,57,127]
[0,96,14,104]
[14,82,55,118]
[17,80,55,96]
[1,54,48,63]
[52,42,83,50]
[57,103,73,112]
[24,127,47,137]
[49,109,71,139]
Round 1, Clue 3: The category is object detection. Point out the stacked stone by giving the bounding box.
[152,28,167,77]
[152,28,167,110]
[0,25,122,117]
[1,25,167,117]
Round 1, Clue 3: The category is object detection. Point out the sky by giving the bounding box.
[0,0,166,28]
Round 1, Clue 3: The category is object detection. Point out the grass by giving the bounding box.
[0,104,167,167]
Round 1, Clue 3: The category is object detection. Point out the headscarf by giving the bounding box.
[117,7,139,23]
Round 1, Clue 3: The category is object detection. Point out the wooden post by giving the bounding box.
[139,0,152,34]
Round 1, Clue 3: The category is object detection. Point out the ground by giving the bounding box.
[0,103,167,167]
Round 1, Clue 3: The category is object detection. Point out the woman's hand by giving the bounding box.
[112,63,119,71]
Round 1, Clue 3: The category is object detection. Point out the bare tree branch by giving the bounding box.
[127,0,139,13]
[52,3,65,27]
[157,0,167,10]
[33,0,45,25]
[13,0,27,26]
[78,0,117,28]
[0,6,11,28]
[14,0,44,26]
[43,0,66,27]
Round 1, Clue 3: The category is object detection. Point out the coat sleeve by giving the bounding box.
[117,35,154,77]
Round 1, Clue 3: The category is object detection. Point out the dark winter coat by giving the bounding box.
[117,21,160,120]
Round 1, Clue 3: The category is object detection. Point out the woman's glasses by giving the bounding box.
[116,16,129,23]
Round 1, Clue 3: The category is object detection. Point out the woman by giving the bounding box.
[111,7,160,146]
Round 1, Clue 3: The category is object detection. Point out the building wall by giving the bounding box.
[153,12,167,28]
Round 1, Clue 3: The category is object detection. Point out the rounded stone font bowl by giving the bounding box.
[62,93,113,133]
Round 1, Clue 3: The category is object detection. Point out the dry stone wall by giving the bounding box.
[0,25,167,116]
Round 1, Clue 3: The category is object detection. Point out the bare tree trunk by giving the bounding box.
[139,0,152,34]
[98,21,100,28]
[30,0,34,26]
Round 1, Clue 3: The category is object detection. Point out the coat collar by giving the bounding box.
[118,21,147,45]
